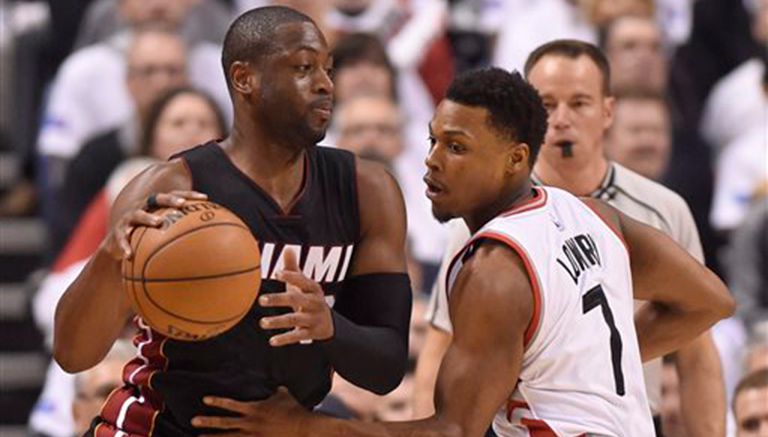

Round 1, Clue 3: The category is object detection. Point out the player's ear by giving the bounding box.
[230,61,261,96]
[506,143,530,174]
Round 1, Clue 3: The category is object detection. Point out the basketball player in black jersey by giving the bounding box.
[53,7,412,436]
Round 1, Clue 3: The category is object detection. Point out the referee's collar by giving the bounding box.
[530,162,617,200]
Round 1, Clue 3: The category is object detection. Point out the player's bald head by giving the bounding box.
[221,6,316,89]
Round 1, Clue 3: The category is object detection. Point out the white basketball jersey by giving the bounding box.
[446,187,653,436]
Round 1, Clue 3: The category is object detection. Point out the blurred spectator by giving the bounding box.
[745,322,768,374]
[331,33,398,104]
[334,94,402,166]
[489,0,597,73]
[331,34,446,288]
[73,0,232,50]
[669,0,760,135]
[29,88,225,436]
[661,356,688,437]
[601,13,667,95]
[48,28,191,257]
[72,340,135,436]
[326,0,450,102]
[601,6,724,274]
[700,0,768,152]
[605,90,671,181]
[582,0,654,29]
[725,198,768,326]
[710,69,768,233]
[36,0,228,181]
[733,368,768,437]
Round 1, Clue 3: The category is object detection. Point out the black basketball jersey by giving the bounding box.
[97,142,360,436]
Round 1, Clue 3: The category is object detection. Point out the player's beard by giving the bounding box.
[431,206,455,224]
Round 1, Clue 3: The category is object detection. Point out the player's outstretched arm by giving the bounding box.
[583,199,735,362]
[53,160,203,373]
[193,240,531,436]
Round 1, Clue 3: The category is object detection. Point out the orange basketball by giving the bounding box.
[122,200,261,341]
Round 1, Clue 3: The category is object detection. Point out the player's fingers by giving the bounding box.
[275,270,322,296]
[128,210,164,228]
[258,291,304,310]
[268,327,310,347]
[259,312,311,330]
[153,193,191,208]
[115,226,134,259]
[190,414,242,430]
[167,190,208,200]
[281,247,300,272]
[201,396,252,415]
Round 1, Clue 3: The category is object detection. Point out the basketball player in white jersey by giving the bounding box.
[415,40,726,436]
[191,68,734,436]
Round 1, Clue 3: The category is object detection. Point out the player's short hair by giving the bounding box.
[733,368,768,411]
[221,6,314,89]
[524,39,612,96]
[445,67,548,166]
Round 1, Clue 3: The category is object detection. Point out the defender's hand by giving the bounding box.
[103,190,208,260]
[192,387,307,436]
[259,249,334,346]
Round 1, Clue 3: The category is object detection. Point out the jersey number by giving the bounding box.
[582,284,625,396]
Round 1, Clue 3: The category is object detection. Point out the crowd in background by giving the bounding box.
[0,0,765,436]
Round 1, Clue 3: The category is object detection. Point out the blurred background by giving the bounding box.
[0,0,765,435]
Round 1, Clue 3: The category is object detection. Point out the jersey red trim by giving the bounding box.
[500,187,548,217]
[520,418,558,437]
[472,231,542,348]
[99,318,167,436]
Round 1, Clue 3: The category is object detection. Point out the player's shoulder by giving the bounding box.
[354,156,402,198]
[611,163,691,218]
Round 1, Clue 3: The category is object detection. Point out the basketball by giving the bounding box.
[122,200,261,341]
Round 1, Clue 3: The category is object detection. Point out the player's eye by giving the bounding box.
[741,417,761,431]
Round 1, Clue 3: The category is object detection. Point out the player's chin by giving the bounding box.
[304,125,328,145]
[431,205,455,224]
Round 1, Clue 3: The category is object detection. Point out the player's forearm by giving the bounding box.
[322,311,408,394]
[53,247,132,372]
[323,273,412,394]
[302,414,462,437]
[675,332,726,437]
[634,302,725,362]
[412,327,452,418]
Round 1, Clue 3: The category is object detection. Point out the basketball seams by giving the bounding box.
[123,265,260,283]
[138,269,260,324]
[131,221,253,279]
[128,226,150,322]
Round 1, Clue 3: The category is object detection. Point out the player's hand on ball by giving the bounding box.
[191,387,307,436]
[104,190,208,260]
[259,248,334,346]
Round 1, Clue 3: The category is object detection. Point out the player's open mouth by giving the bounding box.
[423,176,445,199]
